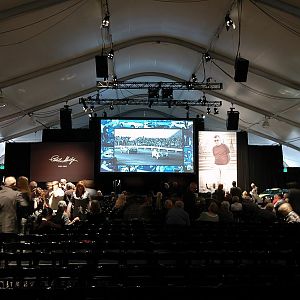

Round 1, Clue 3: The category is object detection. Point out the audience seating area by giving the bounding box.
[1,221,300,299]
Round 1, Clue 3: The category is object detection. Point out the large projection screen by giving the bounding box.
[198,131,237,192]
[99,119,194,173]
[30,142,94,182]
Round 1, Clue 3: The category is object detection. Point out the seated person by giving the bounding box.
[165,200,190,226]
[52,200,79,226]
[86,200,106,224]
[277,202,300,223]
[33,207,62,233]
[196,201,219,222]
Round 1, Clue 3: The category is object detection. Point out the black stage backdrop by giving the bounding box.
[248,145,284,192]
[4,130,285,193]
[237,131,249,192]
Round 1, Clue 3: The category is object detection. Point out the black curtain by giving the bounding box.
[237,131,249,192]
[4,143,31,179]
[248,145,283,193]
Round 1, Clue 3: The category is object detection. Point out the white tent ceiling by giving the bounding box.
[0,0,299,154]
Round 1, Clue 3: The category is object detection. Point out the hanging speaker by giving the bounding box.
[195,116,205,131]
[234,57,249,82]
[60,105,72,129]
[226,110,239,130]
[95,55,108,79]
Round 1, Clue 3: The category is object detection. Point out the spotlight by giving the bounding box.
[206,107,211,114]
[112,75,118,87]
[186,81,193,89]
[108,49,114,59]
[102,111,107,118]
[109,103,114,110]
[102,15,110,27]
[80,98,88,112]
[204,52,212,62]
[200,94,207,106]
[148,87,160,100]
[225,14,236,31]
[191,73,197,82]
[214,107,219,115]
[162,87,173,100]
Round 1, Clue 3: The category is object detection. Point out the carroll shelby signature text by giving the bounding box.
[49,155,78,165]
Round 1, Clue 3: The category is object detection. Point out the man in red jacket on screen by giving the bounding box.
[212,135,230,185]
[213,135,230,165]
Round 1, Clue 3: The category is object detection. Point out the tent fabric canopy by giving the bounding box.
[0,0,299,155]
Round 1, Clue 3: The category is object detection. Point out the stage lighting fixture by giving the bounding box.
[102,15,110,27]
[108,49,114,59]
[214,107,219,115]
[191,73,197,82]
[102,111,107,117]
[109,103,114,110]
[80,98,88,112]
[162,87,173,100]
[148,87,160,100]
[225,14,236,31]
[200,94,207,106]
[207,107,211,114]
[204,52,212,62]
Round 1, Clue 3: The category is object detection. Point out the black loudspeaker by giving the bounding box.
[60,106,72,129]
[234,57,249,82]
[195,116,205,131]
[95,55,108,79]
[227,110,239,130]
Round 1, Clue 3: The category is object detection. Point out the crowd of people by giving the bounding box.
[0,176,300,235]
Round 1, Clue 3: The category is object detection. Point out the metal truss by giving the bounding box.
[80,97,222,107]
[96,80,223,90]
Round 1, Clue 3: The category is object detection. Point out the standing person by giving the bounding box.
[230,181,242,200]
[67,180,91,222]
[16,176,32,232]
[212,135,230,183]
[182,181,198,222]
[0,176,28,233]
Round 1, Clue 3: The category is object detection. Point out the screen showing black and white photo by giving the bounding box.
[198,131,237,192]
[99,119,194,173]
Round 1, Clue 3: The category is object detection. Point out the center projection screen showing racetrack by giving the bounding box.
[198,131,237,193]
[99,119,194,173]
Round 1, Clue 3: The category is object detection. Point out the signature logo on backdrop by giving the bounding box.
[49,155,78,167]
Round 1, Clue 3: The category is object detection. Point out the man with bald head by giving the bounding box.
[0,176,28,233]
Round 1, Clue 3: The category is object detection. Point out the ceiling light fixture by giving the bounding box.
[225,13,236,31]
[148,87,160,100]
[108,49,114,59]
[204,52,212,62]
[102,15,110,28]
[161,87,173,100]
[79,97,88,112]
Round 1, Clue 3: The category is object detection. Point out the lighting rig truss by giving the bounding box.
[96,80,223,90]
[79,97,222,107]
